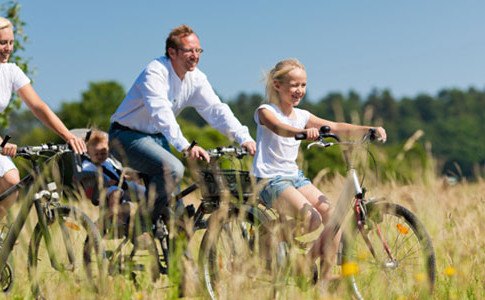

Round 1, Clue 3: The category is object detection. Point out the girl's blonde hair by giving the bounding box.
[0,17,12,30]
[265,58,306,104]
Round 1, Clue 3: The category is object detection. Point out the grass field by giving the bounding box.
[1,173,483,300]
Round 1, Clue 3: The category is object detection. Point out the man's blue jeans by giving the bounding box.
[108,124,184,224]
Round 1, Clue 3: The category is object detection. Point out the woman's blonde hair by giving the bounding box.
[265,58,306,104]
[0,17,12,30]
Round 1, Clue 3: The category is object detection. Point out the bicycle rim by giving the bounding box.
[341,202,436,299]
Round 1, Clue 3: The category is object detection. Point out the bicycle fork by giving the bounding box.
[34,182,74,271]
[335,168,397,268]
[354,197,396,269]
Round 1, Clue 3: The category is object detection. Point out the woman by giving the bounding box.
[252,58,386,285]
[0,17,86,219]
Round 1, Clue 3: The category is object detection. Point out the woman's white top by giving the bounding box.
[252,103,310,178]
[0,63,30,112]
[0,63,30,176]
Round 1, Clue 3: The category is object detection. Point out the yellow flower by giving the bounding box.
[341,262,359,277]
[414,272,427,282]
[396,223,409,234]
[444,266,456,277]
[134,292,144,300]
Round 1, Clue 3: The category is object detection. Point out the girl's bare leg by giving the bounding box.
[298,184,341,281]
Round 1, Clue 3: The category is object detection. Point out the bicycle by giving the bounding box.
[0,136,106,298]
[200,126,436,299]
[82,145,257,294]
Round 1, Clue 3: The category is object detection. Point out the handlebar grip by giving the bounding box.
[295,133,307,140]
[1,135,11,148]
[320,125,331,134]
[368,128,377,141]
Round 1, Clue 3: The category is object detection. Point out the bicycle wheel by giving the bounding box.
[0,262,13,293]
[28,205,106,298]
[199,205,280,300]
[341,202,436,299]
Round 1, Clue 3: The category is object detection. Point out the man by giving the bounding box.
[109,24,256,227]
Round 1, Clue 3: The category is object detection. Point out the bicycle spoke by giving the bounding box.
[342,203,435,299]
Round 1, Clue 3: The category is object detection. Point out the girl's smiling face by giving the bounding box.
[274,67,307,107]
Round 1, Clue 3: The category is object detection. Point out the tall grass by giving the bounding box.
[2,159,484,299]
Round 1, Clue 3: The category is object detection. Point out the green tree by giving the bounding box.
[57,81,125,131]
[228,92,264,136]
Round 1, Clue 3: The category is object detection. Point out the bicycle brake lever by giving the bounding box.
[307,141,334,149]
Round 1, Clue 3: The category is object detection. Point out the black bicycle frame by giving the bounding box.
[0,159,61,273]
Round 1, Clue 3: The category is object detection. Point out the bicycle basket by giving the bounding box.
[199,169,253,202]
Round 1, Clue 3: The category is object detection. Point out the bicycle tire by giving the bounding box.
[27,205,106,298]
[0,261,13,293]
[341,202,436,299]
[199,205,277,300]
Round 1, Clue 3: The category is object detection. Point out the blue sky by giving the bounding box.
[9,0,485,110]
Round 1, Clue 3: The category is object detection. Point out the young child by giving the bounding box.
[252,59,386,284]
[82,130,144,230]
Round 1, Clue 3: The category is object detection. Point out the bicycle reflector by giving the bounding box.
[396,223,409,235]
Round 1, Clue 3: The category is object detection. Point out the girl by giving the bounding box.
[252,58,386,284]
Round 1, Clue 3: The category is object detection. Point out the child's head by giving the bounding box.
[86,130,109,165]
[265,59,306,105]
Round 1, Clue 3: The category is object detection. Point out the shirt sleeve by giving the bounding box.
[254,104,274,126]
[12,64,30,91]
[300,108,311,126]
[138,65,191,151]
[191,75,254,145]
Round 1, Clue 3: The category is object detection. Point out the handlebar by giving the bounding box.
[295,126,341,143]
[1,135,73,158]
[16,144,72,158]
[295,126,377,149]
[0,135,11,148]
[206,146,248,159]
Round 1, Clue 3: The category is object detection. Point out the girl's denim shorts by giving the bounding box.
[257,170,311,208]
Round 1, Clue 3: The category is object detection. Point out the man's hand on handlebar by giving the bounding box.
[185,145,210,162]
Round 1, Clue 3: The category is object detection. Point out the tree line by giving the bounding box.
[5,80,484,181]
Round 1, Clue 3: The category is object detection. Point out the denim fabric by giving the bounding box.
[257,170,311,208]
[108,125,184,223]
